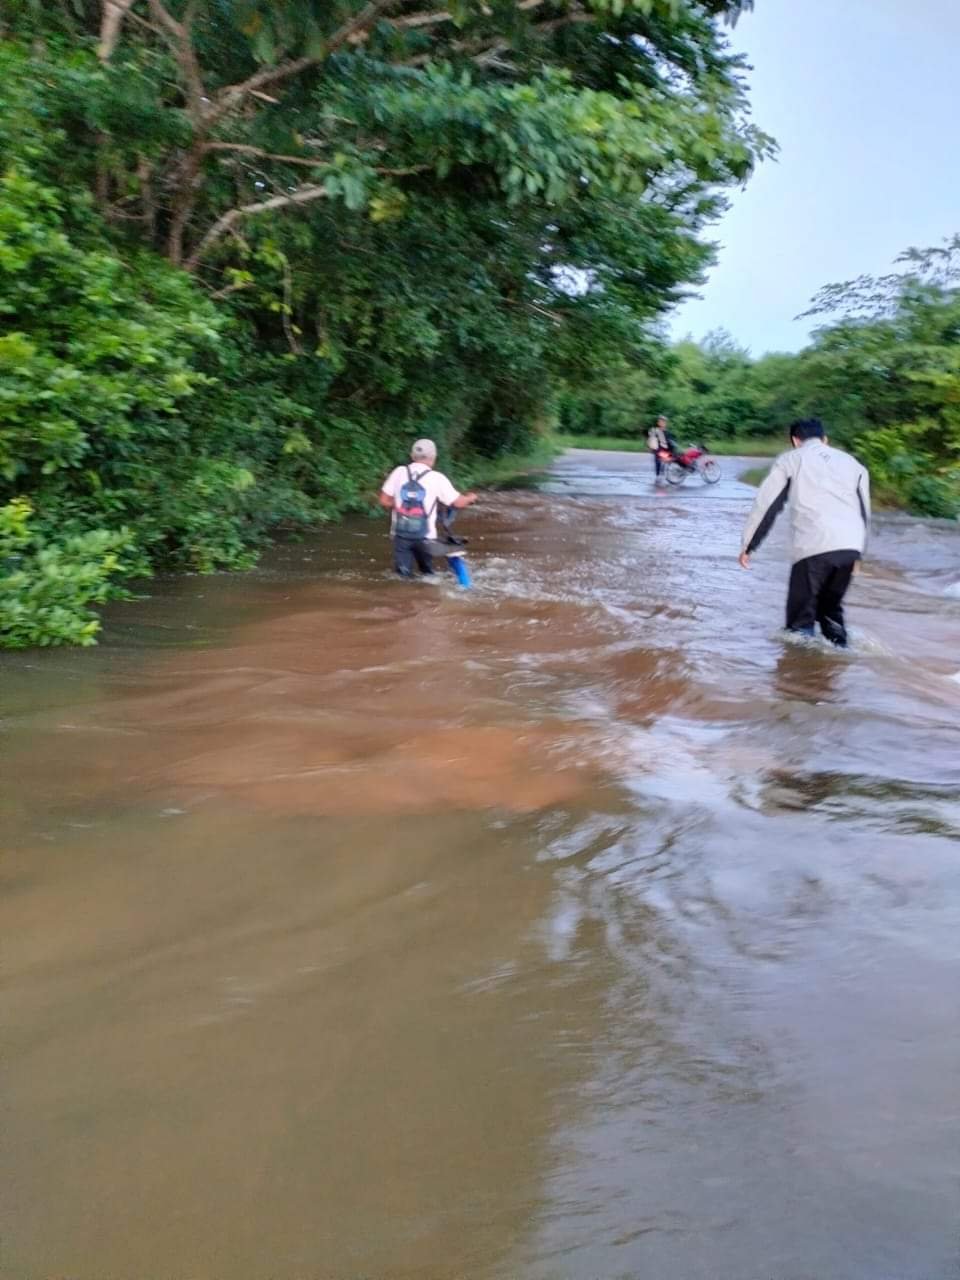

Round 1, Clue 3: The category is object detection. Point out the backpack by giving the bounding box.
[394,465,433,538]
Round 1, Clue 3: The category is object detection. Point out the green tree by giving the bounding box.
[796,237,960,516]
[653,331,768,440]
[7,1,765,272]
[2,1,771,646]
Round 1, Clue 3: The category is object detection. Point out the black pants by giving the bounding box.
[651,448,663,477]
[394,536,434,578]
[786,549,860,646]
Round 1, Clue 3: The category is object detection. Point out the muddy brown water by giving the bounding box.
[2,451,959,1280]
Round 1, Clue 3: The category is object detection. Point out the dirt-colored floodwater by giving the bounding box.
[2,450,959,1280]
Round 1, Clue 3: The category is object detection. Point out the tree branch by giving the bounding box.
[186,164,429,271]
[98,0,138,63]
[391,7,453,28]
[473,40,511,67]
[210,279,252,301]
[400,8,591,66]
[186,186,331,271]
[280,255,303,354]
[375,164,431,176]
[167,143,207,265]
[143,1,212,262]
[527,301,564,322]
[527,11,593,36]
[124,8,166,39]
[137,155,157,244]
[389,0,547,28]
[147,0,206,115]
[209,0,403,127]
[204,142,330,168]
[503,296,565,322]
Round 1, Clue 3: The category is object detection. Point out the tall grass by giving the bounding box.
[464,437,561,485]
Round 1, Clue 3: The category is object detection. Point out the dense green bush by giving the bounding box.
[0,498,130,647]
[0,163,333,574]
[853,426,959,518]
[797,246,960,516]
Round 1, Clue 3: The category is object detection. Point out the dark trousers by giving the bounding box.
[786,549,860,646]
[394,536,434,578]
[651,448,663,477]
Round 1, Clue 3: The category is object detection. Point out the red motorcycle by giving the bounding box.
[657,443,721,486]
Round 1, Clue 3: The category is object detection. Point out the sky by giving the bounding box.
[669,0,960,355]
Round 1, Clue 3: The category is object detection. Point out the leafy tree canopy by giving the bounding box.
[2,0,769,645]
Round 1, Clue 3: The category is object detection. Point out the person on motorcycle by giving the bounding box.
[647,416,674,485]
[739,419,870,647]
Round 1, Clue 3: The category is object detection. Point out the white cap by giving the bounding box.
[411,438,437,461]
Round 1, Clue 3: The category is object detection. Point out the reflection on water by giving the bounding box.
[773,643,844,704]
[2,451,959,1279]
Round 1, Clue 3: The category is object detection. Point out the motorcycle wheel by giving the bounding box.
[701,459,721,484]
[665,461,686,486]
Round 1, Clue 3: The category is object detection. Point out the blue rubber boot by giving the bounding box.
[448,555,472,588]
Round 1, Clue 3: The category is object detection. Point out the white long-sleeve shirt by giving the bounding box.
[741,439,871,564]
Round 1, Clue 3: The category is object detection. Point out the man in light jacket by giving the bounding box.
[739,419,870,647]
[647,415,671,484]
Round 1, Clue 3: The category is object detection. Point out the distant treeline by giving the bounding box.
[560,241,960,520]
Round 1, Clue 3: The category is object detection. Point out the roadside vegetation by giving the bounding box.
[0,0,767,647]
[1,3,956,649]
[559,241,960,519]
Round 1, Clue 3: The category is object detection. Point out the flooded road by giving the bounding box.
[3,449,959,1279]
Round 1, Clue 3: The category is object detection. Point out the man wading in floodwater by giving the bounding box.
[380,439,478,579]
[739,419,871,647]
